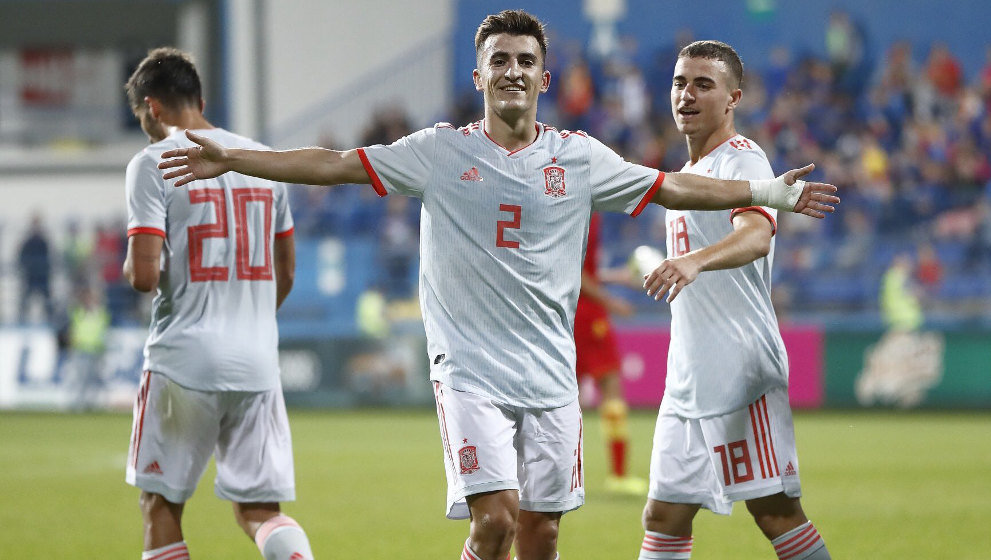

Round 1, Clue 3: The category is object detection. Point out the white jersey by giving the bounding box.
[125,128,294,391]
[664,134,788,418]
[359,120,662,408]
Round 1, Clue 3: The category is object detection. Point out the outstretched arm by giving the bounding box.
[158,130,370,187]
[652,164,839,218]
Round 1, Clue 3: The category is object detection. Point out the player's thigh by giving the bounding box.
[698,387,801,503]
[126,371,221,503]
[214,386,296,503]
[517,399,584,514]
[647,403,730,514]
[434,382,519,519]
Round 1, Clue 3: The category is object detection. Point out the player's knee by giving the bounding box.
[642,500,695,536]
[473,508,517,547]
[517,513,560,546]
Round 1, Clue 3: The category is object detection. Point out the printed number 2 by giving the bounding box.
[188,188,274,282]
[496,204,522,248]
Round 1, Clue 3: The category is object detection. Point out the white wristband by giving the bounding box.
[749,177,805,211]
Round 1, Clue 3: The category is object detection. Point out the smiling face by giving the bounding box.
[473,33,551,123]
[671,56,741,142]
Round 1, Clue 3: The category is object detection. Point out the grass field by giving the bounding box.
[2,409,990,559]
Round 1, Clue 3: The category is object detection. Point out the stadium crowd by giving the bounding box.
[7,21,991,327]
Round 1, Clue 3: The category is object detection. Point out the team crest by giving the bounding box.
[543,166,566,198]
[459,445,479,474]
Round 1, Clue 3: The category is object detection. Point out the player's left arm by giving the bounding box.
[274,233,295,309]
[124,234,164,292]
[644,212,772,303]
[652,164,839,218]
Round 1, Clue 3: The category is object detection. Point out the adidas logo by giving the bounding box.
[784,462,797,476]
[460,167,483,181]
[143,461,163,475]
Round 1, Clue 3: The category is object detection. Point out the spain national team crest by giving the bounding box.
[543,166,566,198]
[459,445,479,474]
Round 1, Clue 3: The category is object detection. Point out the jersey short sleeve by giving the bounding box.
[126,150,167,236]
[357,127,436,198]
[587,136,662,216]
[722,149,778,234]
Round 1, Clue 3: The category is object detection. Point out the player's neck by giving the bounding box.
[686,126,736,165]
[483,108,538,152]
[162,108,214,133]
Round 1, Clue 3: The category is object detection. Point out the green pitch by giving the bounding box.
[2,409,989,558]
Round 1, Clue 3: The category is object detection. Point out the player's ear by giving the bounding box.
[540,70,551,94]
[144,96,162,119]
[727,88,742,111]
[199,97,206,113]
[473,69,483,91]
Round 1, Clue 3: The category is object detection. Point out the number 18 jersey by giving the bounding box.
[664,135,788,418]
[125,128,294,391]
[358,121,662,408]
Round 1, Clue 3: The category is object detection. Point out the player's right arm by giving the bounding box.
[159,130,370,187]
[124,234,164,292]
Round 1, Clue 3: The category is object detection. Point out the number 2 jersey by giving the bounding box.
[664,135,788,418]
[125,128,293,392]
[358,121,662,408]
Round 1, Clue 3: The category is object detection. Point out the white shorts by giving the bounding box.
[648,387,801,515]
[125,370,296,504]
[433,381,585,520]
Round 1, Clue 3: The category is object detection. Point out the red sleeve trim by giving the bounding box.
[730,206,777,235]
[275,226,295,239]
[127,227,166,238]
[631,172,665,218]
[356,148,387,197]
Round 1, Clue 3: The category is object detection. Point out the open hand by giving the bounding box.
[785,164,840,219]
[158,130,230,187]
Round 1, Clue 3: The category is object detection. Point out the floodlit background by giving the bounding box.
[1,0,989,557]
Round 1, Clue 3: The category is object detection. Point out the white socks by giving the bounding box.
[771,521,830,559]
[254,515,314,560]
[638,531,693,559]
[142,541,189,560]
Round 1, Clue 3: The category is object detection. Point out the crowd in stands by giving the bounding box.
[6,16,991,328]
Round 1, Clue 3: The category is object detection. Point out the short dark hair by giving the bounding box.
[125,47,202,111]
[678,40,744,89]
[474,9,548,63]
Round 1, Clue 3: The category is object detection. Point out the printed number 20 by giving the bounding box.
[188,188,274,282]
[497,204,522,248]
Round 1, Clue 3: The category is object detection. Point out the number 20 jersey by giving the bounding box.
[358,121,662,408]
[125,128,294,391]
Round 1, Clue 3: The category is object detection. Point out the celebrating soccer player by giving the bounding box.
[636,41,832,560]
[158,12,838,560]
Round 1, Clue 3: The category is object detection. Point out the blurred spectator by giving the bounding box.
[915,242,943,294]
[65,285,110,410]
[18,213,53,323]
[881,252,923,331]
[63,219,93,286]
[825,10,866,94]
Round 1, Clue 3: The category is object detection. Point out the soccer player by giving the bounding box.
[637,41,831,559]
[122,48,314,560]
[157,12,838,560]
[574,213,646,495]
